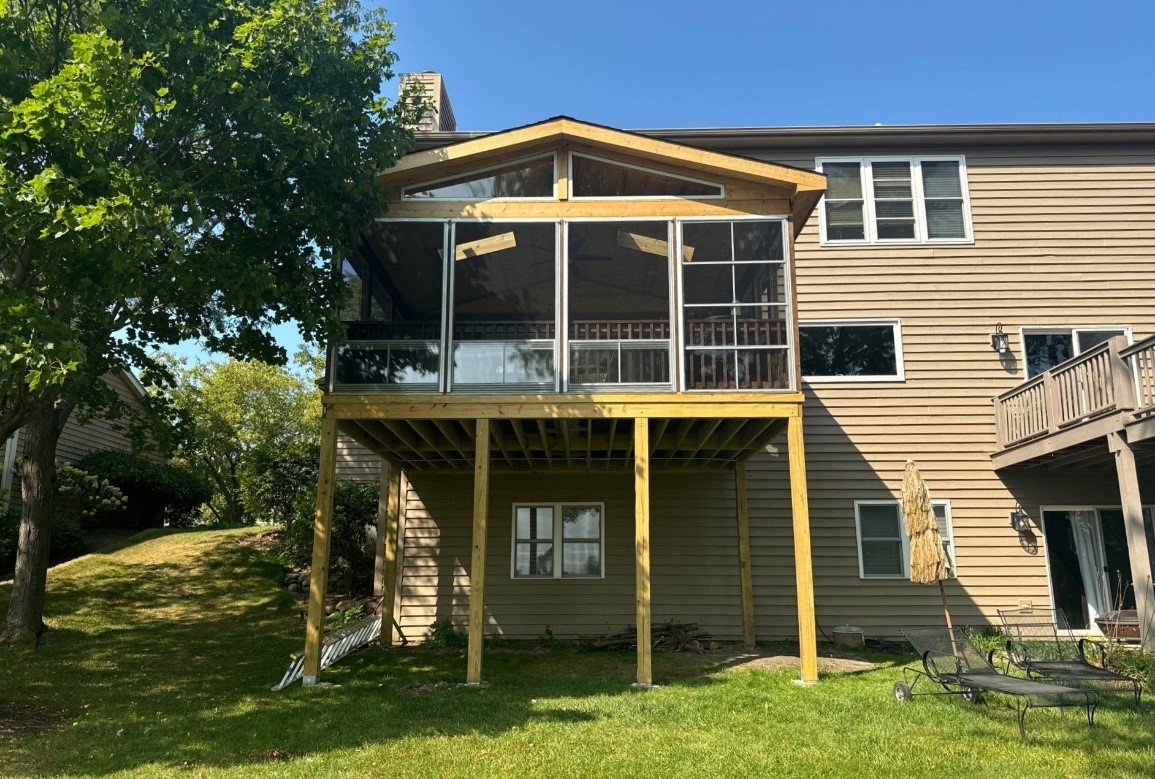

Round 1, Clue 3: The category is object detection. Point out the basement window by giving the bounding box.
[855,500,955,579]
[512,503,604,579]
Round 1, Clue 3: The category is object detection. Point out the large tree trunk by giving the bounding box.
[1,400,74,646]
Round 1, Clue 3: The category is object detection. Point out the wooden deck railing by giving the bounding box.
[1121,334,1155,419]
[994,336,1144,450]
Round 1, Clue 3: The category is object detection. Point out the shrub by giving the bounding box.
[240,440,319,526]
[279,480,377,595]
[78,450,212,528]
[1105,643,1155,691]
[428,619,468,649]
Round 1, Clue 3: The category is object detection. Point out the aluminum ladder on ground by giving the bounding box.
[272,614,383,691]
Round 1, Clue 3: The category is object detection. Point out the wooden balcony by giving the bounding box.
[993,335,1155,469]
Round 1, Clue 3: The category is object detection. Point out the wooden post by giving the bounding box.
[787,414,818,684]
[634,417,653,687]
[735,463,756,648]
[373,460,403,645]
[466,419,491,685]
[303,416,340,685]
[1108,432,1155,651]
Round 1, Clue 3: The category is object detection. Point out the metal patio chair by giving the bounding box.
[896,627,1097,739]
[997,607,1142,711]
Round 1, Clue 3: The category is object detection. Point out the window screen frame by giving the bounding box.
[401,152,559,202]
[816,156,973,246]
[510,502,606,580]
[1019,325,1133,379]
[569,152,726,201]
[854,499,955,580]
[799,318,905,382]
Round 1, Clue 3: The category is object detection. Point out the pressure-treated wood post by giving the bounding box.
[466,419,491,684]
[1108,432,1155,651]
[634,417,653,687]
[735,463,756,648]
[787,414,818,683]
[303,416,340,685]
[373,460,402,645]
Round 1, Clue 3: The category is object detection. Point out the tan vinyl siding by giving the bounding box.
[335,434,382,482]
[384,138,1155,640]
[5,373,160,512]
[756,141,1155,633]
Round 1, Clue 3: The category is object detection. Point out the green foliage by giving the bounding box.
[1104,643,1155,691]
[280,480,376,594]
[54,460,128,525]
[427,618,468,649]
[164,356,321,524]
[240,439,320,527]
[0,0,419,448]
[78,450,211,528]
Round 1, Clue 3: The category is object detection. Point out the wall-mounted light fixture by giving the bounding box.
[1010,508,1031,533]
[991,323,1010,354]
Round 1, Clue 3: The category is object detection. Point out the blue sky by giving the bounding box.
[384,0,1155,129]
[177,0,1154,363]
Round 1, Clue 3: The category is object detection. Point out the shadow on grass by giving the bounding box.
[1,529,1152,778]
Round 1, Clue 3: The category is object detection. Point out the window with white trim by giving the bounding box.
[817,157,972,244]
[1022,327,1130,378]
[855,500,955,579]
[512,503,604,578]
[800,320,903,381]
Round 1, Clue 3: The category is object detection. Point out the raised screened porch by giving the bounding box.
[302,118,828,687]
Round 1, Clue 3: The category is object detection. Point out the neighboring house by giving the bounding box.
[1,371,154,515]
[307,78,1155,685]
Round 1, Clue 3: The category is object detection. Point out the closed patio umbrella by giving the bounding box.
[902,460,954,637]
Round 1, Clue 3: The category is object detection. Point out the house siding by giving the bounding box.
[339,135,1155,641]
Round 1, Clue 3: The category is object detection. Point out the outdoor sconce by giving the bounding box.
[1010,508,1031,533]
[991,323,1010,354]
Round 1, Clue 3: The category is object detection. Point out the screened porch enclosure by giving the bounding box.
[334,217,793,394]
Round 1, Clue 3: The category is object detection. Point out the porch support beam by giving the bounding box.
[466,419,492,684]
[1108,432,1155,651]
[735,464,756,648]
[787,415,818,683]
[374,459,403,646]
[302,416,339,685]
[634,417,653,688]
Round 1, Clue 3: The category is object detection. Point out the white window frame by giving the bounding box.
[799,318,905,382]
[510,502,606,580]
[854,499,955,580]
[816,156,973,246]
[1019,325,1133,379]
[568,152,725,201]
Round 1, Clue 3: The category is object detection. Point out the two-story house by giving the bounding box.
[300,76,1155,686]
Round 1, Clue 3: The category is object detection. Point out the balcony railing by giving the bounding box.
[994,335,1155,450]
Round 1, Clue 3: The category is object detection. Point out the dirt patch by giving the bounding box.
[0,701,70,741]
[238,529,279,554]
[704,648,875,674]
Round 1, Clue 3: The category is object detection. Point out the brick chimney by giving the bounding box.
[399,72,456,132]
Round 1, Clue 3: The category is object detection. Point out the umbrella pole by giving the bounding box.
[939,579,957,654]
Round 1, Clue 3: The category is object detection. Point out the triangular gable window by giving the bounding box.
[404,155,555,199]
[571,153,723,199]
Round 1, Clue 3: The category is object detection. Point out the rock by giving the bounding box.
[335,600,350,611]
[434,681,450,690]
[288,583,301,593]
[707,641,721,650]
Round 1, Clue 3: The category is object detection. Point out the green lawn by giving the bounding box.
[1,529,1152,778]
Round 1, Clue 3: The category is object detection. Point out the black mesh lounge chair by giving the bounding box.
[896,627,1097,739]
[997,607,1142,711]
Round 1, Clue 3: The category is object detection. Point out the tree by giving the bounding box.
[0,0,419,643]
[167,354,321,525]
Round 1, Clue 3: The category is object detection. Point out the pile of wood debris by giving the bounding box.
[582,620,721,652]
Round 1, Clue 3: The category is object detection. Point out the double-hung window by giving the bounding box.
[512,503,604,579]
[855,500,955,579]
[817,157,972,244]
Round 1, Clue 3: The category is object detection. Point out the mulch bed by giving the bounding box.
[0,701,70,741]
[238,529,280,553]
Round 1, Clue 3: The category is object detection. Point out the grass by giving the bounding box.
[0,528,1152,778]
